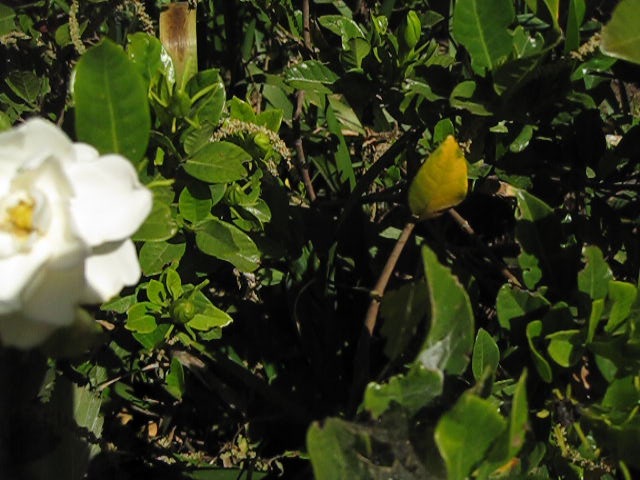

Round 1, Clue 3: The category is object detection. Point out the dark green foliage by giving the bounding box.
[3,0,640,478]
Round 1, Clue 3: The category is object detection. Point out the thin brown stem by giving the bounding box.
[364,219,416,335]
[349,218,416,412]
[293,91,317,203]
[302,0,311,50]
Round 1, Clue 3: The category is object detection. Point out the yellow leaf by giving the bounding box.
[408,135,468,220]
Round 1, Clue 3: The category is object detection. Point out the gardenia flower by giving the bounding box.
[0,118,152,349]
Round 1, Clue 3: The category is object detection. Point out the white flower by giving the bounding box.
[0,118,152,349]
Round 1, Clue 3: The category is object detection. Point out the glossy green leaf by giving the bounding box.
[126,311,157,334]
[602,376,640,410]
[364,363,443,419]
[307,418,371,480]
[472,328,500,380]
[546,329,582,367]
[418,245,474,375]
[5,70,50,104]
[435,393,507,480]
[132,323,172,350]
[564,0,586,53]
[127,32,171,89]
[165,356,185,400]
[74,39,150,163]
[605,281,637,333]
[587,298,605,343]
[187,307,233,331]
[510,187,574,290]
[139,240,186,276]
[450,81,492,116]
[195,218,260,272]
[578,246,613,300]
[184,141,250,183]
[380,281,429,362]
[186,69,226,126]
[526,320,552,382]
[509,370,529,457]
[285,60,339,94]
[133,199,178,242]
[146,279,167,306]
[452,0,515,74]
[179,183,213,223]
[601,0,640,65]
[318,15,365,49]
[326,102,355,190]
[496,283,550,331]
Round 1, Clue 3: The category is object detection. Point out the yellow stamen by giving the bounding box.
[7,200,34,237]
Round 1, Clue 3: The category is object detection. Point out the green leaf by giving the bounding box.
[132,323,172,350]
[601,0,640,65]
[511,187,574,290]
[184,141,250,183]
[126,304,158,334]
[578,246,613,300]
[74,39,150,163]
[195,218,260,272]
[509,371,529,457]
[449,81,492,116]
[605,281,637,333]
[546,329,582,367]
[326,102,355,190]
[363,364,443,419]
[165,357,185,400]
[307,418,371,480]
[318,15,365,49]
[5,70,50,104]
[179,183,213,223]
[472,328,500,381]
[165,268,183,299]
[139,240,186,276]
[186,69,226,126]
[187,306,233,331]
[496,284,550,331]
[587,298,605,343]
[146,279,167,305]
[133,198,178,242]
[285,60,339,94]
[526,320,553,382]
[602,376,640,410]
[0,4,15,36]
[380,282,429,363]
[127,32,170,88]
[418,245,474,375]
[435,393,507,480]
[564,0,586,53]
[452,0,515,74]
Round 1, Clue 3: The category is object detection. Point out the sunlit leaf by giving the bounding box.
[601,0,640,65]
[408,136,468,220]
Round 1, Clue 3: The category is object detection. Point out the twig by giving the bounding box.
[290,0,316,203]
[364,219,417,335]
[447,208,522,287]
[349,217,417,412]
[293,93,317,203]
[302,0,311,51]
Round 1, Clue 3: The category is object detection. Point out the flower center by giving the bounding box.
[7,199,35,237]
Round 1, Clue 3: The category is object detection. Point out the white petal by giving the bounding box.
[20,260,86,327]
[0,313,58,349]
[0,119,73,176]
[82,240,141,303]
[67,155,152,246]
[0,250,48,315]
